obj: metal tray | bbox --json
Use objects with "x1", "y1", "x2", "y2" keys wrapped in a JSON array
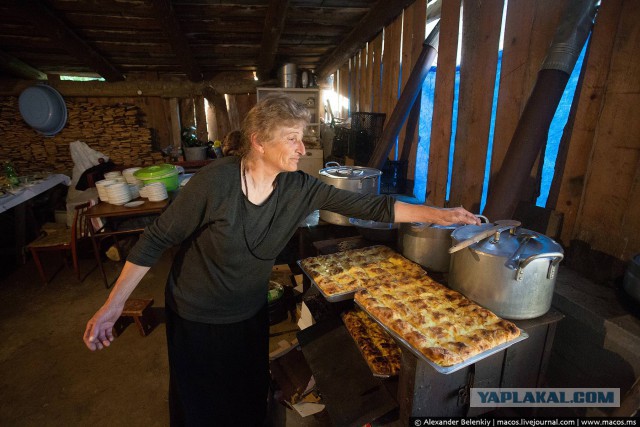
[
  {"x1": 297, "y1": 259, "x2": 362, "y2": 302},
  {"x1": 355, "y1": 299, "x2": 529, "y2": 375}
]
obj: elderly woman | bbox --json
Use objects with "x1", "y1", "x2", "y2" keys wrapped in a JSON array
[{"x1": 83, "y1": 93, "x2": 479, "y2": 425}]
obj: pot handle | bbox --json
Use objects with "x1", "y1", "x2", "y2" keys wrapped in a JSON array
[
  {"x1": 477, "y1": 214, "x2": 490, "y2": 223},
  {"x1": 324, "y1": 161, "x2": 341, "y2": 168},
  {"x1": 515, "y1": 252, "x2": 564, "y2": 281}
]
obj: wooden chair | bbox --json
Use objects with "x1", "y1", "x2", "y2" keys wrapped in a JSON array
[{"x1": 27, "y1": 202, "x2": 93, "y2": 285}]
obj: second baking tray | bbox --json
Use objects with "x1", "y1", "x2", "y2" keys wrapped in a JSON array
[
  {"x1": 297, "y1": 259, "x2": 362, "y2": 302},
  {"x1": 354, "y1": 299, "x2": 529, "y2": 375}
]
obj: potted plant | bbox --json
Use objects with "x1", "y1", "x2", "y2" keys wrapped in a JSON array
[{"x1": 181, "y1": 126, "x2": 208, "y2": 161}]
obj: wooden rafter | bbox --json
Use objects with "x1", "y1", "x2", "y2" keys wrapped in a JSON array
[
  {"x1": 151, "y1": 0, "x2": 203, "y2": 82},
  {"x1": 315, "y1": 0, "x2": 418, "y2": 79},
  {"x1": 17, "y1": 0, "x2": 124, "y2": 82},
  {"x1": 0, "y1": 50, "x2": 47, "y2": 80},
  {"x1": 257, "y1": 0, "x2": 290, "y2": 81}
]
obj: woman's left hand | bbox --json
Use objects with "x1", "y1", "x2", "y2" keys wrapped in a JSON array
[
  {"x1": 393, "y1": 201, "x2": 481, "y2": 226},
  {"x1": 433, "y1": 206, "x2": 481, "y2": 226}
]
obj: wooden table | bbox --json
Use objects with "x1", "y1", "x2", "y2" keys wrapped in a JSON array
[{"x1": 84, "y1": 198, "x2": 168, "y2": 288}]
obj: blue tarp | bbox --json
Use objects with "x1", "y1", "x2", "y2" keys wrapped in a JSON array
[{"x1": 416, "y1": 46, "x2": 586, "y2": 210}]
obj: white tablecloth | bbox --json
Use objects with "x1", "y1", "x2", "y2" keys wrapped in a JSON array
[{"x1": 0, "y1": 174, "x2": 71, "y2": 214}]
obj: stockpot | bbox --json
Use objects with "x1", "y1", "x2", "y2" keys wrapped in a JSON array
[
  {"x1": 319, "y1": 162, "x2": 382, "y2": 226},
  {"x1": 448, "y1": 221, "x2": 564, "y2": 319},
  {"x1": 398, "y1": 215, "x2": 488, "y2": 272}
]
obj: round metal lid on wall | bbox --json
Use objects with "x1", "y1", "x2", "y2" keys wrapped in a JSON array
[{"x1": 18, "y1": 84, "x2": 68, "y2": 136}]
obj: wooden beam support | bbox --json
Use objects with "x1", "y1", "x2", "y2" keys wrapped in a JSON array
[
  {"x1": 315, "y1": 0, "x2": 418, "y2": 79},
  {"x1": 202, "y1": 86, "x2": 231, "y2": 141},
  {"x1": 257, "y1": 0, "x2": 290, "y2": 81},
  {"x1": 0, "y1": 72, "x2": 257, "y2": 97},
  {"x1": 18, "y1": 0, "x2": 124, "y2": 82},
  {"x1": 151, "y1": 0, "x2": 203, "y2": 82},
  {"x1": 0, "y1": 51, "x2": 47, "y2": 81}
]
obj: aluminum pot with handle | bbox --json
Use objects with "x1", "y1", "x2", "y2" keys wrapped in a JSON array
[
  {"x1": 398, "y1": 215, "x2": 489, "y2": 272},
  {"x1": 448, "y1": 222, "x2": 564, "y2": 319},
  {"x1": 318, "y1": 162, "x2": 382, "y2": 226}
]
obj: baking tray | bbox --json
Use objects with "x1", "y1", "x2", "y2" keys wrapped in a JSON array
[
  {"x1": 297, "y1": 259, "x2": 362, "y2": 302},
  {"x1": 340, "y1": 312, "x2": 400, "y2": 378},
  {"x1": 355, "y1": 299, "x2": 529, "y2": 375}
]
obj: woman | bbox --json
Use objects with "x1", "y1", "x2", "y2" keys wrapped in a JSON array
[{"x1": 83, "y1": 93, "x2": 479, "y2": 425}]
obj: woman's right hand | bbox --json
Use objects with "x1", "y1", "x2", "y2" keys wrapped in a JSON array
[
  {"x1": 82, "y1": 261, "x2": 151, "y2": 351},
  {"x1": 83, "y1": 301, "x2": 124, "y2": 351}
]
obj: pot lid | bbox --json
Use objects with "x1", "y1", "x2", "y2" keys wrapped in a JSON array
[
  {"x1": 134, "y1": 164, "x2": 179, "y2": 179},
  {"x1": 319, "y1": 165, "x2": 381, "y2": 180},
  {"x1": 419, "y1": 222, "x2": 459, "y2": 230},
  {"x1": 349, "y1": 218, "x2": 397, "y2": 229},
  {"x1": 451, "y1": 224, "x2": 563, "y2": 258}
]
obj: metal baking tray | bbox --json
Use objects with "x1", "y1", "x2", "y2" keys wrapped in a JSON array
[
  {"x1": 354, "y1": 299, "x2": 529, "y2": 375},
  {"x1": 340, "y1": 312, "x2": 399, "y2": 378},
  {"x1": 297, "y1": 259, "x2": 363, "y2": 302}
]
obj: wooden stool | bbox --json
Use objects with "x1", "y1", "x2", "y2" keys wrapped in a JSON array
[{"x1": 121, "y1": 298, "x2": 155, "y2": 337}]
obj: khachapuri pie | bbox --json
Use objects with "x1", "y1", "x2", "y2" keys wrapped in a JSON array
[
  {"x1": 300, "y1": 245, "x2": 426, "y2": 297},
  {"x1": 354, "y1": 277, "x2": 520, "y2": 367},
  {"x1": 342, "y1": 308, "x2": 401, "y2": 376}
]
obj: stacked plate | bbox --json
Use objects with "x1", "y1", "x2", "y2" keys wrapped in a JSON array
[
  {"x1": 95, "y1": 179, "x2": 116, "y2": 202},
  {"x1": 141, "y1": 182, "x2": 168, "y2": 201},
  {"x1": 128, "y1": 184, "x2": 140, "y2": 199},
  {"x1": 122, "y1": 167, "x2": 143, "y2": 186},
  {"x1": 105, "y1": 183, "x2": 132, "y2": 205},
  {"x1": 104, "y1": 171, "x2": 122, "y2": 180}
]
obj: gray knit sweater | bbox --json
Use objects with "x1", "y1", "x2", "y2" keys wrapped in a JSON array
[{"x1": 128, "y1": 156, "x2": 395, "y2": 324}]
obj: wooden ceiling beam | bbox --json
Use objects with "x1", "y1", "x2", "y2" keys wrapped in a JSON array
[
  {"x1": 151, "y1": 0, "x2": 204, "y2": 82},
  {"x1": 0, "y1": 50, "x2": 47, "y2": 80},
  {"x1": 257, "y1": 0, "x2": 290, "y2": 81},
  {"x1": 17, "y1": 0, "x2": 124, "y2": 82},
  {"x1": 0, "y1": 72, "x2": 257, "y2": 97},
  {"x1": 315, "y1": 0, "x2": 419, "y2": 79}
]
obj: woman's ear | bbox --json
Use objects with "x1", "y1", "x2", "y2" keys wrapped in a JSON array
[{"x1": 250, "y1": 133, "x2": 265, "y2": 154}]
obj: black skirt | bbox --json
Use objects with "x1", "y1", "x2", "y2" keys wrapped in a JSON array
[{"x1": 165, "y1": 305, "x2": 270, "y2": 427}]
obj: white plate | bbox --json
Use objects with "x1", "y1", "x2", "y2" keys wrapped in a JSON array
[{"x1": 124, "y1": 201, "x2": 145, "y2": 208}]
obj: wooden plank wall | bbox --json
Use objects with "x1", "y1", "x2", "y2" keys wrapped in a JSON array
[
  {"x1": 551, "y1": 0, "x2": 640, "y2": 260},
  {"x1": 491, "y1": 0, "x2": 569, "y2": 203},
  {"x1": 448, "y1": 0, "x2": 504, "y2": 213},
  {"x1": 427, "y1": 0, "x2": 461, "y2": 206},
  {"x1": 330, "y1": 0, "x2": 640, "y2": 261}
]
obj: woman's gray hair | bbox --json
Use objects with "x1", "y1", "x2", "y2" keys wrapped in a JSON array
[{"x1": 239, "y1": 93, "x2": 310, "y2": 157}]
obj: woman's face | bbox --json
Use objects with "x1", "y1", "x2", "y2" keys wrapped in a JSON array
[{"x1": 262, "y1": 124, "x2": 306, "y2": 172}]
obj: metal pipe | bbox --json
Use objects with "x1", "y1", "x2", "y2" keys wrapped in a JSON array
[
  {"x1": 368, "y1": 22, "x2": 441, "y2": 170},
  {"x1": 483, "y1": 0, "x2": 599, "y2": 220}
]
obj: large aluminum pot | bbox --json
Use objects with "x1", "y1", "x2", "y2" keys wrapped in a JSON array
[
  {"x1": 448, "y1": 222, "x2": 564, "y2": 319},
  {"x1": 398, "y1": 215, "x2": 488, "y2": 272},
  {"x1": 319, "y1": 162, "x2": 381, "y2": 226}
]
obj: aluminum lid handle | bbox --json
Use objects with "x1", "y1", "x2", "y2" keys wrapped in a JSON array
[
  {"x1": 504, "y1": 233, "x2": 537, "y2": 270},
  {"x1": 448, "y1": 220, "x2": 521, "y2": 254}
]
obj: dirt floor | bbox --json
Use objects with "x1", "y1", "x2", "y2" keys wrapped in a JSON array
[{"x1": 0, "y1": 253, "x2": 330, "y2": 426}]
